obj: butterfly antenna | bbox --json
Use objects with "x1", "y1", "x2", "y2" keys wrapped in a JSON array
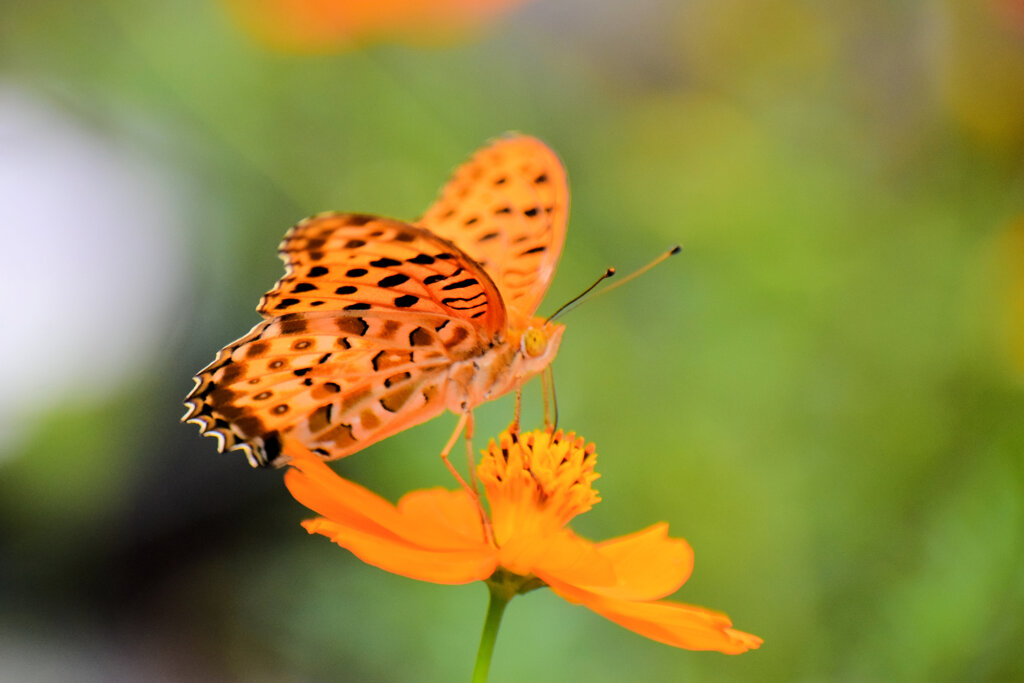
[
  {"x1": 545, "y1": 268, "x2": 616, "y2": 323},
  {"x1": 546, "y1": 245, "x2": 682, "y2": 322},
  {"x1": 595, "y1": 244, "x2": 682, "y2": 297}
]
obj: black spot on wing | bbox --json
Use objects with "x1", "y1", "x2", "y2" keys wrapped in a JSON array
[
  {"x1": 409, "y1": 327, "x2": 432, "y2": 346},
  {"x1": 384, "y1": 371, "x2": 411, "y2": 388},
  {"x1": 378, "y1": 273, "x2": 410, "y2": 287},
  {"x1": 246, "y1": 341, "x2": 269, "y2": 358},
  {"x1": 441, "y1": 278, "x2": 478, "y2": 291},
  {"x1": 442, "y1": 292, "x2": 486, "y2": 309},
  {"x1": 280, "y1": 318, "x2": 308, "y2": 334},
  {"x1": 336, "y1": 317, "x2": 369, "y2": 336}
]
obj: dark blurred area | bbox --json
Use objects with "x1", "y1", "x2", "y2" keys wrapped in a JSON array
[{"x1": 2, "y1": 1, "x2": 1023, "y2": 681}]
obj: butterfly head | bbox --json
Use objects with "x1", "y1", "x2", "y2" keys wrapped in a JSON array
[{"x1": 518, "y1": 319, "x2": 564, "y2": 370}]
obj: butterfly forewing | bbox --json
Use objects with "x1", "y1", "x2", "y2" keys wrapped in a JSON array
[
  {"x1": 418, "y1": 135, "x2": 568, "y2": 320},
  {"x1": 258, "y1": 213, "x2": 507, "y2": 340}
]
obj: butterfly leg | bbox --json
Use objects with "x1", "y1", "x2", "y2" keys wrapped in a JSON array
[
  {"x1": 508, "y1": 387, "x2": 522, "y2": 435},
  {"x1": 440, "y1": 411, "x2": 473, "y2": 492},
  {"x1": 441, "y1": 411, "x2": 493, "y2": 545},
  {"x1": 463, "y1": 411, "x2": 496, "y2": 544},
  {"x1": 463, "y1": 409, "x2": 478, "y2": 491},
  {"x1": 542, "y1": 365, "x2": 559, "y2": 430}
]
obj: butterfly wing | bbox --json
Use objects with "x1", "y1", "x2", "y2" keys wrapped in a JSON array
[
  {"x1": 258, "y1": 212, "x2": 506, "y2": 336},
  {"x1": 184, "y1": 213, "x2": 507, "y2": 466},
  {"x1": 417, "y1": 134, "x2": 569, "y2": 320}
]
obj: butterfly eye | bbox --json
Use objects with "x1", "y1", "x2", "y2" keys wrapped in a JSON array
[{"x1": 521, "y1": 328, "x2": 547, "y2": 358}]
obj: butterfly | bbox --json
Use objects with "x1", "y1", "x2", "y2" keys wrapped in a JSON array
[{"x1": 183, "y1": 135, "x2": 568, "y2": 468}]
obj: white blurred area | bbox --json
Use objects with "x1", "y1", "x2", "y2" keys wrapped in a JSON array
[{"x1": 0, "y1": 85, "x2": 188, "y2": 458}]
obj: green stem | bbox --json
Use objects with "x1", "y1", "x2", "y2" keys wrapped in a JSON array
[{"x1": 471, "y1": 583, "x2": 510, "y2": 683}]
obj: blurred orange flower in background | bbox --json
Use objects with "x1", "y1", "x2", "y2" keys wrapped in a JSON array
[
  {"x1": 222, "y1": 0, "x2": 536, "y2": 52},
  {"x1": 285, "y1": 429, "x2": 762, "y2": 654},
  {"x1": 991, "y1": 0, "x2": 1024, "y2": 35}
]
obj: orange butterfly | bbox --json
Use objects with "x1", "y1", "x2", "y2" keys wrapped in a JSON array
[{"x1": 184, "y1": 135, "x2": 568, "y2": 469}]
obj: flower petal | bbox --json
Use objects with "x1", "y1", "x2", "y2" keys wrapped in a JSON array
[
  {"x1": 396, "y1": 487, "x2": 488, "y2": 548},
  {"x1": 285, "y1": 458, "x2": 485, "y2": 550},
  {"x1": 223, "y1": 0, "x2": 533, "y2": 53},
  {"x1": 303, "y1": 518, "x2": 498, "y2": 585},
  {"x1": 516, "y1": 529, "x2": 616, "y2": 587},
  {"x1": 584, "y1": 523, "x2": 694, "y2": 601},
  {"x1": 545, "y1": 577, "x2": 762, "y2": 654},
  {"x1": 285, "y1": 456, "x2": 405, "y2": 533}
]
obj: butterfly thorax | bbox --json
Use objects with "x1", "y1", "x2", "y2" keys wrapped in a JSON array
[{"x1": 446, "y1": 319, "x2": 564, "y2": 412}]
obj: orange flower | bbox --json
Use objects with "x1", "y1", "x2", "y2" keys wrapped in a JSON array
[
  {"x1": 222, "y1": 0, "x2": 536, "y2": 53},
  {"x1": 284, "y1": 429, "x2": 762, "y2": 654}
]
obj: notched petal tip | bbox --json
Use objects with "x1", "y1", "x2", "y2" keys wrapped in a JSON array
[{"x1": 546, "y1": 576, "x2": 761, "y2": 654}]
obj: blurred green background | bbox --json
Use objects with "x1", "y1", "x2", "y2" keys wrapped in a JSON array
[{"x1": 2, "y1": 1, "x2": 1023, "y2": 681}]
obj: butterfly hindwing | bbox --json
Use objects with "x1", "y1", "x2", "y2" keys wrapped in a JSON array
[{"x1": 184, "y1": 309, "x2": 481, "y2": 466}]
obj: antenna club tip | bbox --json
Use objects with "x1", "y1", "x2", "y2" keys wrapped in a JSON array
[
  {"x1": 606, "y1": 267, "x2": 616, "y2": 276},
  {"x1": 669, "y1": 244, "x2": 682, "y2": 255}
]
